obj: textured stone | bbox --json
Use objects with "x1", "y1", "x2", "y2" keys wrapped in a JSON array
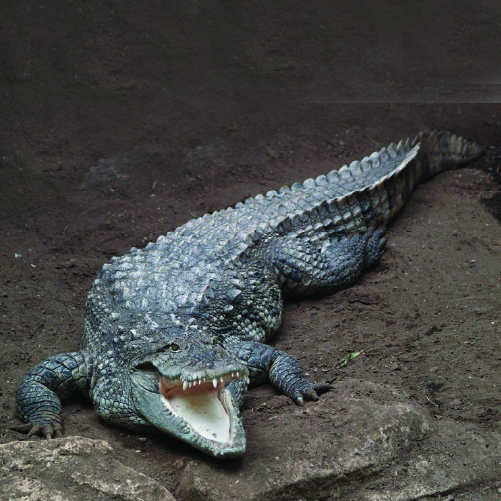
[
  {"x1": 356, "y1": 421, "x2": 501, "y2": 501},
  {"x1": 176, "y1": 380, "x2": 501, "y2": 501},
  {"x1": 177, "y1": 380, "x2": 430, "y2": 500},
  {"x1": 0, "y1": 436, "x2": 175, "y2": 501}
]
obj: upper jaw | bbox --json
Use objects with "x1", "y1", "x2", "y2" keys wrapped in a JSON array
[{"x1": 159, "y1": 370, "x2": 250, "y2": 392}]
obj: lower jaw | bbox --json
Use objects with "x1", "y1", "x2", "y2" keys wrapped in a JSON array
[
  {"x1": 174, "y1": 394, "x2": 247, "y2": 457},
  {"x1": 162, "y1": 382, "x2": 232, "y2": 443}
]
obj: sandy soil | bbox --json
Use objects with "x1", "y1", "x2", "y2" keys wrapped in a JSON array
[{"x1": 1, "y1": 1, "x2": 501, "y2": 499}]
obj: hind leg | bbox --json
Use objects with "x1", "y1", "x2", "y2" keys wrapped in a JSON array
[
  {"x1": 270, "y1": 227, "x2": 386, "y2": 297},
  {"x1": 354, "y1": 227, "x2": 387, "y2": 269}
]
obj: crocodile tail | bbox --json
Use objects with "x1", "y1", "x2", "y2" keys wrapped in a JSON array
[
  {"x1": 412, "y1": 130, "x2": 484, "y2": 182},
  {"x1": 338, "y1": 130, "x2": 484, "y2": 228}
]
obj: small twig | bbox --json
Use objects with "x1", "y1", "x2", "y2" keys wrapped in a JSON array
[
  {"x1": 426, "y1": 397, "x2": 439, "y2": 407},
  {"x1": 335, "y1": 350, "x2": 363, "y2": 369}
]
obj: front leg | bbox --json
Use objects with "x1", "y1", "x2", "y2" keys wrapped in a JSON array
[
  {"x1": 15, "y1": 351, "x2": 89, "y2": 438},
  {"x1": 233, "y1": 340, "x2": 332, "y2": 405}
]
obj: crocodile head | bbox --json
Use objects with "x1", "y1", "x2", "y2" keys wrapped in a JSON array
[{"x1": 130, "y1": 325, "x2": 249, "y2": 458}]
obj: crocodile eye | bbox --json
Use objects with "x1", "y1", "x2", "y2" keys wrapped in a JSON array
[{"x1": 158, "y1": 342, "x2": 182, "y2": 353}]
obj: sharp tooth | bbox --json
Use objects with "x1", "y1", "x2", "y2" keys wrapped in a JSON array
[
  {"x1": 220, "y1": 377, "x2": 224, "y2": 383},
  {"x1": 213, "y1": 378, "x2": 217, "y2": 388},
  {"x1": 231, "y1": 372, "x2": 235, "y2": 377},
  {"x1": 183, "y1": 381, "x2": 188, "y2": 391},
  {"x1": 236, "y1": 371, "x2": 240, "y2": 377},
  {"x1": 189, "y1": 381, "x2": 193, "y2": 388}
]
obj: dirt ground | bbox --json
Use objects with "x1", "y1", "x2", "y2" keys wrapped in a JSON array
[{"x1": 1, "y1": 1, "x2": 501, "y2": 499}]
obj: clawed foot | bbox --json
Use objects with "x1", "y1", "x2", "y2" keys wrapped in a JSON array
[
  {"x1": 11, "y1": 422, "x2": 63, "y2": 439},
  {"x1": 268, "y1": 350, "x2": 335, "y2": 406},
  {"x1": 294, "y1": 382, "x2": 334, "y2": 406}
]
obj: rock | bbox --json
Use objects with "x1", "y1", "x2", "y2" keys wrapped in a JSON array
[
  {"x1": 0, "y1": 436, "x2": 175, "y2": 501},
  {"x1": 177, "y1": 380, "x2": 431, "y2": 500},
  {"x1": 356, "y1": 420, "x2": 501, "y2": 501},
  {"x1": 176, "y1": 379, "x2": 501, "y2": 501},
  {"x1": 81, "y1": 154, "x2": 131, "y2": 194}
]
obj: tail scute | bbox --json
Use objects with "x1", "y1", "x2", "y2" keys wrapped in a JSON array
[{"x1": 412, "y1": 130, "x2": 484, "y2": 180}]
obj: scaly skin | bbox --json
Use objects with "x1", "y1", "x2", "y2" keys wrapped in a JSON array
[{"x1": 15, "y1": 130, "x2": 483, "y2": 457}]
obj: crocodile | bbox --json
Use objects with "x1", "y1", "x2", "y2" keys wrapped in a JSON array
[{"x1": 15, "y1": 130, "x2": 483, "y2": 458}]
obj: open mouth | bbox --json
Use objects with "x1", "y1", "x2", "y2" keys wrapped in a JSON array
[{"x1": 159, "y1": 372, "x2": 249, "y2": 443}]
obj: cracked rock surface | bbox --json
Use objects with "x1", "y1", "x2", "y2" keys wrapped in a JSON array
[{"x1": 0, "y1": 437, "x2": 175, "y2": 501}]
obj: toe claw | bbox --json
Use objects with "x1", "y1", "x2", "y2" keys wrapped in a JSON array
[
  {"x1": 28, "y1": 424, "x2": 43, "y2": 437},
  {"x1": 304, "y1": 389, "x2": 319, "y2": 401},
  {"x1": 12, "y1": 420, "x2": 62, "y2": 440},
  {"x1": 314, "y1": 383, "x2": 334, "y2": 395},
  {"x1": 43, "y1": 425, "x2": 55, "y2": 439},
  {"x1": 10, "y1": 423, "x2": 34, "y2": 435}
]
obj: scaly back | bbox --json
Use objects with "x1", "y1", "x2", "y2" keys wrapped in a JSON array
[{"x1": 95, "y1": 130, "x2": 482, "y2": 316}]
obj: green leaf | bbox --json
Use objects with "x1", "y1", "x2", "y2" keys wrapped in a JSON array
[{"x1": 335, "y1": 351, "x2": 362, "y2": 368}]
